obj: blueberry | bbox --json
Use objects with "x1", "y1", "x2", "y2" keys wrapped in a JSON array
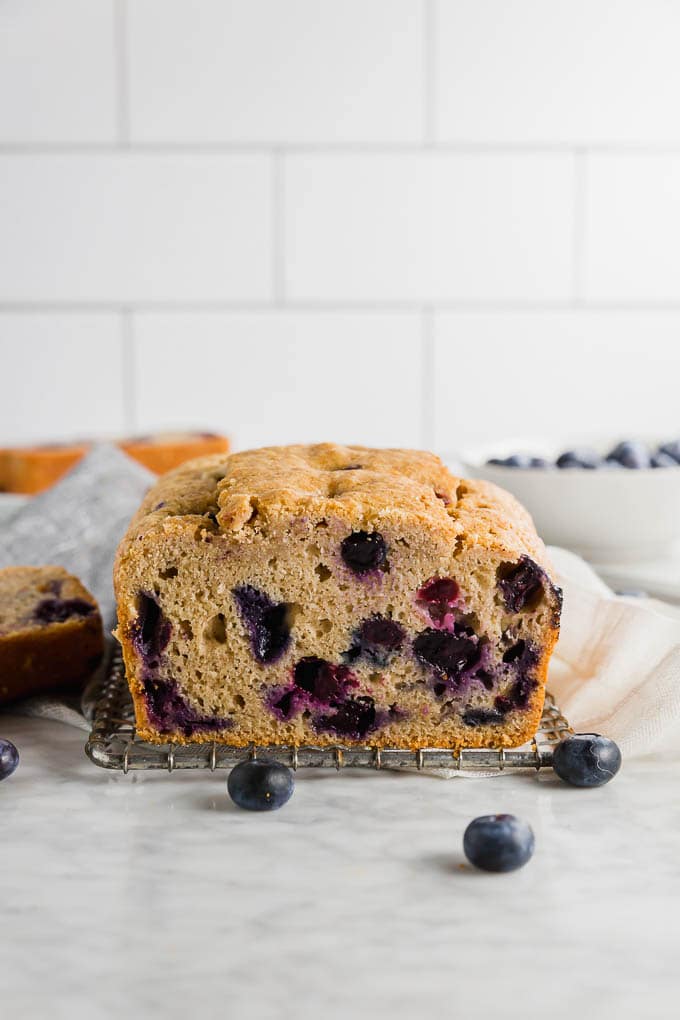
[
  {"x1": 552, "y1": 733, "x2": 622, "y2": 787},
  {"x1": 343, "y1": 616, "x2": 405, "y2": 666},
  {"x1": 658, "y1": 439, "x2": 680, "y2": 463},
  {"x1": 132, "y1": 592, "x2": 172, "y2": 669},
  {"x1": 315, "y1": 695, "x2": 377, "y2": 739},
  {"x1": 463, "y1": 707, "x2": 504, "y2": 726},
  {"x1": 650, "y1": 452, "x2": 677, "y2": 469},
  {"x1": 490, "y1": 454, "x2": 534, "y2": 468},
  {"x1": 233, "y1": 585, "x2": 291, "y2": 664},
  {"x1": 227, "y1": 759, "x2": 294, "y2": 811},
  {"x1": 34, "y1": 597, "x2": 94, "y2": 624},
  {"x1": 463, "y1": 814, "x2": 535, "y2": 872},
  {"x1": 416, "y1": 576, "x2": 461, "y2": 628},
  {"x1": 487, "y1": 455, "x2": 550, "y2": 469},
  {"x1": 606, "y1": 440, "x2": 651, "y2": 469},
  {"x1": 0, "y1": 739, "x2": 19, "y2": 781},
  {"x1": 293, "y1": 657, "x2": 354, "y2": 703},
  {"x1": 413, "y1": 625, "x2": 480, "y2": 684},
  {"x1": 143, "y1": 676, "x2": 232, "y2": 737},
  {"x1": 556, "y1": 448, "x2": 601, "y2": 469},
  {"x1": 340, "y1": 531, "x2": 387, "y2": 575},
  {"x1": 498, "y1": 556, "x2": 545, "y2": 612}
]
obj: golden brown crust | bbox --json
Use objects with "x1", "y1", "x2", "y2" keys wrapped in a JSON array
[
  {"x1": 116, "y1": 443, "x2": 551, "y2": 569},
  {"x1": 0, "y1": 565, "x2": 104, "y2": 704},
  {"x1": 114, "y1": 444, "x2": 560, "y2": 751}
]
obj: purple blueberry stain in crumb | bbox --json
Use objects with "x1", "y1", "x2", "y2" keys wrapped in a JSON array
[
  {"x1": 434, "y1": 490, "x2": 451, "y2": 505},
  {"x1": 153, "y1": 501, "x2": 167, "y2": 511},
  {"x1": 34, "y1": 597, "x2": 95, "y2": 625},
  {"x1": 343, "y1": 616, "x2": 405, "y2": 666},
  {"x1": 314, "y1": 695, "x2": 378, "y2": 740},
  {"x1": 463, "y1": 707, "x2": 505, "y2": 726},
  {"x1": 267, "y1": 686, "x2": 301, "y2": 722},
  {"x1": 293, "y1": 656, "x2": 357, "y2": 702},
  {"x1": 413, "y1": 624, "x2": 482, "y2": 689},
  {"x1": 415, "y1": 576, "x2": 462, "y2": 630},
  {"x1": 498, "y1": 556, "x2": 546, "y2": 613},
  {"x1": 233, "y1": 585, "x2": 291, "y2": 664},
  {"x1": 502, "y1": 638, "x2": 536, "y2": 668},
  {"x1": 142, "y1": 676, "x2": 232, "y2": 738},
  {"x1": 265, "y1": 658, "x2": 359, "y2": 722},
  {"x1": 340, "y1": 530, "x2": 388, "y2": 575},
  {"x1": 130, "y1": 592, "x2": 172, "y2": 670}
]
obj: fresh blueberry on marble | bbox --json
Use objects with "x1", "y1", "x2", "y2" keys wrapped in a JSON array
[
  {"x1": 463, "y1": 814, "x2": 535, "y2": 872},
  {"x1": 0, "y1": 738, "x2": 19, "y2": 781},
  {"x1": 498, "y1": 556, "x2": 545, "y2": 613},
  {"x1": 233, "y1": 585, "x2": 291, "y2": 664},
  {"x1": 340, "y1": 531, "x2": 387, "y2": 575},
  {"x1": 606, "y1": 440, "x2": 651, "y2": 470},
  {"x1": 556, "y1": 448, "x2": 601, "y2": 470},
  {"x1": 227, "y1": 759, "x2": 294, "y2": 811},
  {"x1": 552, "y1": 733, "x2": 622, "y2": 787},
  {"x1": 343, "y1": 616, "x2": 405, "y2": 666}
]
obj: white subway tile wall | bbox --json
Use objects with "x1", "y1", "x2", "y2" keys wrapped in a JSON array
[{"x1": 0, "y1": 0, "x2": 679, "y2": 455}]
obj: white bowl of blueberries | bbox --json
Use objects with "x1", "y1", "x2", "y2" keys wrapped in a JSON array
[{"x1": 457, "y1": 437, "x2": 680, "y2": 563}]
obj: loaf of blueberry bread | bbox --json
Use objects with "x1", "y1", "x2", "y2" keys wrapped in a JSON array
[
  {"x1": 113, "y1": 444, "x2": 562, "y2": 749},
  {"x1": 0, "y1": 566, "x2": 104, "y2": 704}
]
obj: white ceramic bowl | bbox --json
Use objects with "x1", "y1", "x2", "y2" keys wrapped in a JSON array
[{"x1": 446, "y1": 437, "x2": 680, "y2": 564}]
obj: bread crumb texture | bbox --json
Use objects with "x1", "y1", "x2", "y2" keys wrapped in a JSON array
[{"x1": 114, "y1": 444, "x2": 561, "y2": 749}]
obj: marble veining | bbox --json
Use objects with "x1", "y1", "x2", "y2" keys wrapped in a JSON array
[{"x1": 0, "y1": 715, "x2": 678, "y2": 1020}]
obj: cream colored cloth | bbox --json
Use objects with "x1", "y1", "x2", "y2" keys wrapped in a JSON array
[{"x1": 548, "y1": 547, "x2": 680, "y2": 759}]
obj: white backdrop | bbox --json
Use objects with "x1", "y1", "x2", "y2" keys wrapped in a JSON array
[{"x1": 2, "y1": 0, "x2": 680, "y2": 453}]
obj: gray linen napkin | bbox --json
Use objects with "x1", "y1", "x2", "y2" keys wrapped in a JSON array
[{"x1": 0, "y1": 444, "x2": 154, "y2": 727}]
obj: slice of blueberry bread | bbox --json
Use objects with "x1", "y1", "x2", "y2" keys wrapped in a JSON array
[
  {"x1": 113, "y1": 444, "x2": 562, "y2": 749},
  {"x1": 0, "y1": 566, "x2": 104, "y2": 704}
]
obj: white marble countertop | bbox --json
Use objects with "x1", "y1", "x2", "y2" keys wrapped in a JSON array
[{"x1": 1, "y1": 713, "x2": 678, "y2": 1020}]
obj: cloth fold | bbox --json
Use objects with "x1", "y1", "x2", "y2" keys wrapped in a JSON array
[
  {"x1": 548, "y1": 547, "x2": 680, "y2": 758},
  {"x1": 1, "y1": 446, "x2": 678, "y2": 760}
]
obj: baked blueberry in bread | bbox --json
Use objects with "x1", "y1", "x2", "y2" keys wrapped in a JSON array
[
  {"x1": 0, "y1": 566, "x2": 104, "y2": 704},
  {"x1": 113, "y1": 444, "x2": 561, "y2": 749}
]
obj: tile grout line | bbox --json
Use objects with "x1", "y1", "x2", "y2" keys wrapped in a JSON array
[
  {"x1": 420, "y1": 307, "x2": 435, "y2": 448},
  {"x1": 121, "y1": 310, "x2": 137, "y2": 431},
  {"x1": 571, "y1": 149, "x2": 587, "y2": 303},
  {"x1": 114, "y1": 0, "x2": 131, "y2": 146},
  {"x1": 272, "y1": 151, "x2": 286, "y2": 303},
  {"x1": 423, "y1": 0, "x2": 436, "y2": 147},
  {"x1": 0, "y1": 300, "x2": 668, "y2": 314},
  {"x1": 0, "y1": 141, "x2": 678, "y2": 155},
  {"x1": 3, "y1": 300, "x2": 680, "y2": 313}
]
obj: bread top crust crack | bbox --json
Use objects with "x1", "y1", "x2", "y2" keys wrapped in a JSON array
[{"x1": 115, "y1": 443, "x2": 548, "y2": 573}]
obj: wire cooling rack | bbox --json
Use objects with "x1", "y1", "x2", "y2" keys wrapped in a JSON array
[{"x1": 85, "y1": 648, "x2": 574, "y2": 775}]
